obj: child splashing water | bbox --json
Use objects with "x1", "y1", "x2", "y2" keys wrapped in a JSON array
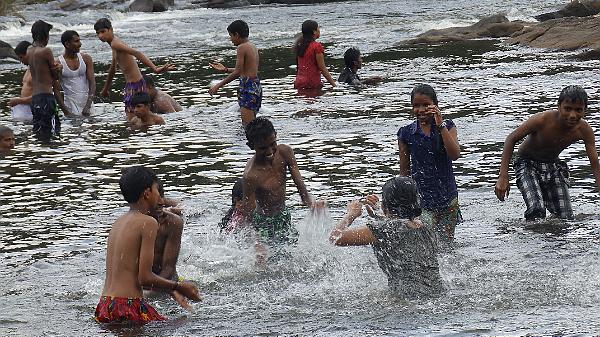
[
  {"x1": 219, "y1": 178, "x2": 245, "y2": 233},
  {"x1": 330, "y1": 176, "x2": 443, "y2": 298},
  {"x1": 398, "y1": 84, "x2": 462, "y2": 241},
  {"x1": 293, "y1": 20, "x2": 336, "y2": 92}
]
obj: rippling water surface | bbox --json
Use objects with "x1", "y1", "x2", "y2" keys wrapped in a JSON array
[{"x1": 2, "y1": 0, "x2": 600, "y2": 336}]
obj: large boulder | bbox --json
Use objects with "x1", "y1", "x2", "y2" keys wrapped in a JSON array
[
  {"x1": 535, "y1": 0, "x2": 600, "y2": 21},
  {"x1": 401, "y1": 14, "x2": 524, "y2": 45},
  {"x1": 57, "y1": 0, "x2": 93, "y2": 11},
  {"x1": 0, "y1": 40, "x2": 18, "y2": 60},
  {"x1": 508, "y1": 15, "x2": 600, "y2": 51},
  {"x1": 129, "y1": 0, "x2": 170, "y2": 12}
]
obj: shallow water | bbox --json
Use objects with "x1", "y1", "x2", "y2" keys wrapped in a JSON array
[{"x1": 2, "y1": 0, "x2": 600, "y2": 336}]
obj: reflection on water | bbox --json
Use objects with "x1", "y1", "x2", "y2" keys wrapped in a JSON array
[{"x1": 2, "y1": 0, "x2": 600, "y2": 336}]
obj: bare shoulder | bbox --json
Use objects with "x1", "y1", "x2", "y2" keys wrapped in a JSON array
[
  {"x1": 81, "y1": 52, "x2": 93, "y2": 63},
  {"x1": 278, "y1": 144, "x2": 294, "y2": 158},
  {"x1": 159, "y1": 210, "x2": 184, "y2": 230}
]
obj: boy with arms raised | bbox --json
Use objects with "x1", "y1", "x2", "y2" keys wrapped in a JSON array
[
  {"x1": 495, "y1": 85, "x2": 600, "y2": 220},
  {"x1": 95, "y1": 166, "x2": 200, "y2": 324},
  {"x1": 209, "y1": 20, "x2": 261, "y2": 126},
  {"x1": 240, "y1": 117, "x2": 321, "y2": 246},
  {"x1": 8, "y1": 41, "x2": 33, "y2": 121},
  {"x1": 94, "y1": 18, "x2": 175, "y2": 120},
  {"x1": 129, "y1": 92, "x2": 165, "y2": 129}
]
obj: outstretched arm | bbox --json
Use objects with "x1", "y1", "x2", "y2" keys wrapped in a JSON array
[
  {"x1": 329, "y1": 200, "x2": 376, "y2": 246},
  {"x1": 582, "y1": 124, "x2": 600, "y2": 191},
  {"x1": 283, "y1": 145, "x2": 314, "y2": 208},
  {"x1": 316, "y1": 53, "x2": 336, "y2": 87},
  {"x1": 113, "y1": 40, "x2": 175, "y2": 74},
  {"x1": 101, "y1": 54, "x2": 116, "y2": 97},
  {"x1": 208, "y1": 46, "x2": 245, "y2": 95},
  {"x1": 83, "y1": 53, "x2": 96, "y2": 115}
]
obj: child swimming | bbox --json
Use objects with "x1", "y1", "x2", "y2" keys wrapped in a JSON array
[{"x1": 293, "y1": 20, "x2": 336, "y2": 91}]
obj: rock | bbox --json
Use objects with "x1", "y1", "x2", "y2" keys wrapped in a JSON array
[
  {"x1": 57, "y1": 0, "x2": 92, "y2": 11},
  {"x1": 401, "y1": 14, "x2": 524, "y2": 45},
  {"x1": 508, "y1": 15, "x2": 600, "y2": 51},
  {"x1": 201, "y1": 0, "x2": 346, "y2": 8},
  {"x1": 535, "y1": 0, "x2": 600, "y2": 21},
  {"x1": 0, "y1": 40, "x2": 18, "y2": 60},
  {"x1": 129, "y1": 0, "x2": 170, "y2": 12}
]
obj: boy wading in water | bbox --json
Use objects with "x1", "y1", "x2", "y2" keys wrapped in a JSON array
[
  {"x1": 209, "y1": 20, "x2": 262, "y2": 126},
  {"x1": 240, "y1": 118, "x2": 322, "y2": 258},
  {"x1": 94, "y1": 18, "x2": 175, "y2": 120},
  {"x1": 495, "y1": 85, "x2": 600, "y2": 220},
  {"x1": 95, "y1": 166, "x2": 200, "y2": 324}
]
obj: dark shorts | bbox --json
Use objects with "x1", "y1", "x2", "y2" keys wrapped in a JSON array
[
  {"x1": 123, "y1": 78, "x2": 147, "y2": 116},
  {"x1": 31, "y1": 93, "x2": 60, "y2": 137},
  {"x1": 94, "y1": 296, "x2": 165, "y2": 324},
  {"x1": 238, "y1": 76, "x2": 262, "y2": 113},
  {"x1": 514, "y1": 155, "x2": 573, "y2": 220},
  {"x1": 252, "y1": 207, "x2": 297, "y2": 243}
]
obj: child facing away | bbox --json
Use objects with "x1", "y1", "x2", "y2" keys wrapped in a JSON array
[
  {"x1": 293, "y1": 20, "x2": 336, "y2": 91},
  {"x1": 209, "y1": 20, "x2": 261, "y2": 126},
  {"x1": 95, "y1": 166, "x2": 200, "y2": 324},
  {"x1": 240, "y1": 117, "x2": 322, "y2": 245},
  {"x1": 219, "y1": 178, "x2": 245, "y2": 233},
  {"x1": 143, "y1": 74, "x2": 182, "y2": 113},
  {"x1": 338, "y1": 47, "x2": 383, "y2": 87},
  {"x1": 495, "y1": 85, "x2": 600, "y2": 220},
  {"x1": 8, "y1": 41, "x2": 33, "y2": 122},
  {"x1": 94, "y1": 18, "x2": 175, "y2": 120},
  {"x1": 330, "y1": 176, "x2": 443, "y2": 298},
  {"x1": 129, "y1": 92, "x2": 165, "y2": 129},
  {"x1": 398, "y1": 84, "x2": 462, "y2": 241},
  {"x1": 0, "y1": 126, "x2": 16, "y2": 153}
]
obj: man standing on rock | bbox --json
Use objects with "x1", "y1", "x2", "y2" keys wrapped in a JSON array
[{"x1": 27, "y1": 20, "x2": 62, "y2": 140}]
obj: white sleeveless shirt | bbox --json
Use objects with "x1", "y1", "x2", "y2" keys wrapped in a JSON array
[{"x1": 59, "y1": 53, "x2": 90, "y2": 115}]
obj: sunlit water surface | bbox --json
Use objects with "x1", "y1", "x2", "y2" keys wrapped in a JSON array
[{"x1": 1, "y1": 0, "x2": 600, "y2": 336}]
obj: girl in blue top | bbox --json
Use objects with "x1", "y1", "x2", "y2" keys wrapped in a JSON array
[{"x1": 397, "y1": 84, "x2": 462, "y2": 241}]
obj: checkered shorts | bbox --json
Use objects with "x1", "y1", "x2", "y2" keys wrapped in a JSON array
[{"x1": 514, "y1": 155, "x2": 573, "y2": 220}]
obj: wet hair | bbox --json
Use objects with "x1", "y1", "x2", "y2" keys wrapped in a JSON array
[
  {"x1": 294, "y1": 20, "x2": 318, "y2": 57},
  {"x1": 343, "y1": 47, "x2": 361, "y2": 69},
  {"x1": 94, "y1": 18, "x2": 112, "y2": 32},
  {"x1": 219, "y1": 178, "x2": 244, "y2": 230},
  {"x1": 227, "y1": 20, "x2": 249, "y2": 39},
  {"x1": 14, "y1": 41, "x2": 31, "y2": 56},
  {"x1": 31, "y1": 20, "x2": 52, "y2": 42},
  {"x1": 558, "y1": 85, "x2": 588, "y2": 108},
  {"x1": 131, "y1": 92, "x2": 151, "y2": 106},
  {"x1": 245, "y1": 117, "x2": 276, "y2": 149},
  {"x1": 410, "y1": 84, "x2": 439, "y2": 106},
  {"x1": 143, "y1": 74, "x2": 156, "y2": 88},
  {"x1": 119, "y1": 166, "x2": 159, "y2": 203},
  {"x1": 381, "y1": 176, "x2": 421, "y2": 220},
  {"x1": 61, "y1": 30, "x2": 79, "y2": 46},
  {"x1": 0, "y1": 125, "x2": 13, "y2": 138}
]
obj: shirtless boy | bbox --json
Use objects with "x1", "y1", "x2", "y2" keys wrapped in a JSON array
[
  {"x1": 129, "y1": 92, "x2": 165, "y2": 128},
  {"x1": 55, "y1": 30, "x2": 95, "y2": 116},
  {"x1": 240, "y1": 117, "x2": 320, "y2": 245},
  {"x1": 143, "y1": 74, "x2": 182, "y2": 113},
  {"x1": 495, "y1": 85, "x2": 600, "y2": 220},
  {"x1": 94, "y1": 18, "x2": 175, "y2": 120},
  {"x1": 95, "y1": 166, "x2": 200, "y2": 324},
  {"x1": 151, "y1": 181, "x2": 184, "y2": 281},
  {"x1": 8, "y1": 41, "x2": 33, "y2": 122},
  {"x1": 209, "y1": 20, "x2": 261, "y2": 126},
  {"x1": 28, "y1": 20, "x2": 62, "y2": 139}
]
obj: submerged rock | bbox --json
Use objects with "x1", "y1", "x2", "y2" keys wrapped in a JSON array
[
  {"x1": 129, "y1": 0, "x2": 171, "y2": 12},
  {"x1": 535, "y1": 0, "x2": 600, "y2": 21},
  {"x1": 401, "y1": 14, "x2": 524, "y2": 45},
  {"x1": 0, "y1": 40, "x2": 18, "y2": 60}
]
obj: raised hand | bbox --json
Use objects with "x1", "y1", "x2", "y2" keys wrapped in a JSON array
[{"x1": 209, "y1": 62, "x2": 227, "y2": 73}]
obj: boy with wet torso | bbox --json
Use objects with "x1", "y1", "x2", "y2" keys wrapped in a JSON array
[
  {"x1": 495, "y1": 85, "x2": 600, "y2": 220},
  {"x1": 209, "y1": 20, "x2": 261, "y2": 126},
  {"x1": 241, "y1": 117, "x2": 320, "y2": 244},
  {"x1": 129, "y1": 92, "x2": 165, "y2": 129},
  {"x1": 94, "y1": 18, "x2": 175, "y2": 120},
  {"x1": 95, "y1": 166, "x2": 200, "y2": 324},
  {"x1": 8, "y1": 41, "x2": 33, "y2": 121}
]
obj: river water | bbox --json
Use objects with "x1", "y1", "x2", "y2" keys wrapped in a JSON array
[{"x1": 1, "y1": 0, "x2": 600, "y2": 336}]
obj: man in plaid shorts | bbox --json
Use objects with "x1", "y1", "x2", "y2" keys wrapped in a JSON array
[{"x1": 495, "y1": 85, "x2": 600, "y2": 220}]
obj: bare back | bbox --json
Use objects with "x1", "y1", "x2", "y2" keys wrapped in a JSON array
[
  {"x1": 28, "y1": 45, "x2": 55, "y2": 95},
  {"x1": 102, "y1": 212, "x2": 158, "y2": 298},
  {"x1": 111, "y1": 37, "x2": 143, "y2": 83},
  {"x1": 21, "y1": 69, "x2": 33, "y2": 98},
  {"x1": 238, "y1": 42, "x2": 259, "y2": 78},
  {"x1": 518, "y1": 110, "x2": 590, "y2": 161}
]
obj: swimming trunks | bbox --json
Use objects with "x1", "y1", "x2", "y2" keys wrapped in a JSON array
[
  {"x1": 123, "y1": 78, "x2": 147, "y2": 116},
  {"x1": 420, "y1": 197, "x2": 462, "y2": 241},
  {"x1": 238, "y1": 76, "x2": 262, "y2": 113},
  {"x1": 11, "y1": 104, "x2": 33, "y2": 122},
  {"x1": 94, "y1": 296, "x2": 165, "y2": 324},
  {"x1": 514, "y1": 155, "x2": 572, "y2": 220},
  {"x1": 252, "y1": 207, "x2": 297, "y2": 243},
  {"x1": 31, "y1": 93, "x2": 60, "y2": 138}
]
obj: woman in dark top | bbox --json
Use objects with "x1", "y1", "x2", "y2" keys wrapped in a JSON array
[{"x1": 329, "y1": 176, "x2": 443, "y2": 298}]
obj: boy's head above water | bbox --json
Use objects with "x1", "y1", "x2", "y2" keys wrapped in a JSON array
[
  {"x1": 227, "y1": 20, "x2": 249, "y2": 45},
  {"x1": 94, "y1": 18, "x2": 113, "y2": 42},
  {"x1": 14, "y1": 41, "x2": 31, "y2": 65},
  {"x1": 343, "y1": 47, "x2": 362, "y2": 70},
  {"x1": 381, "y1": 176, "x2": 421, "y2": 220},
  {"x1": 131, "y1": 92, "x2": 152, "y2": 118},
  {"x1": 0, "y1": 126, "x2": 15, "y2": 151},
  {"x1": 31, "y1": 20, "x2": 52, "y2": 43},
  {"x1": 245, "y1": 117, "x2": 277, "y2": 160},
  {"x1": 119, "y1": 166, "x2": 161, "y2": 205}
]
